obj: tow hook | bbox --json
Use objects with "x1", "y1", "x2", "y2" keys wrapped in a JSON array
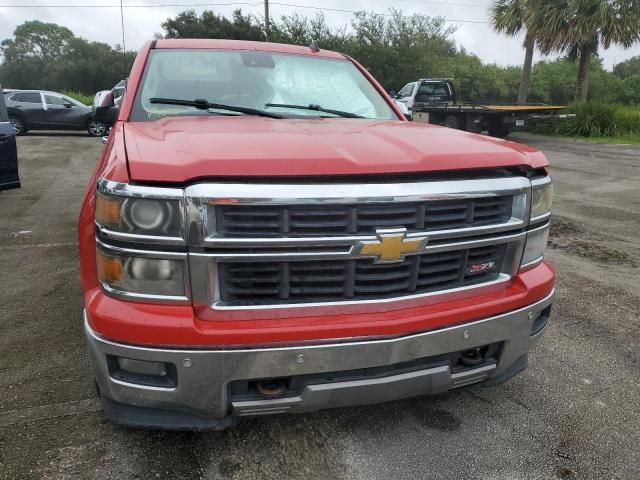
[
  {"x1": 256, "y1": 379, "x2": 287, "y2": 398},
  {"x1": 459, "y1": 348, "x2": 485, "y2": 366}
]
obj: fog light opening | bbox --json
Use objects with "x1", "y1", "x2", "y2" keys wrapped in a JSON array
[
  {"x1": 530, "y1": 305, "x2": 552, "y2": 336},
  {"x1": 107, "y1": 355, "x2": 177, "y2": 388}
]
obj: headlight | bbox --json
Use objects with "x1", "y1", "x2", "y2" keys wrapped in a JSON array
[
  {"x1": 96, "y1": 193, "x2": 183, "y2": 238},
  {"x1": 521, "y1": 224, "x2": 549, "y2": 268},
  {"x1": 530, "y1": 177, "x2": 553, "y2": 220},
  {"x1": 96, "y1": 247, "x2": 188, "y2": 302}
]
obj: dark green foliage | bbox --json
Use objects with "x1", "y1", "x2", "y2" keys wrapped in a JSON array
[
  {"x1": 61, "y1": 90, "x2": 95, "y2": 106},
  {"x1": 564, "y1": 103, "x2": 619, "y2": 137},
  {"x1": 161, "y1": 9, "x2": 264, "y2": 40},
  {"x1": 613, "y1": 55, "x2": 640, "y2": 78},
  {"x1": 0, "y1": 20, "x2": 134, "y2": 93},
  {"x1": 538, "y1": 103, "x2": 640, "y2": 137}
]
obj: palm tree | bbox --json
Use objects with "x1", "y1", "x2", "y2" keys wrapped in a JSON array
[
  {"x1": 528, "y1": 0, "x2": 640, "y2": 102},
  {"x1": 490, "y1": 0, "x2": 535, "y2": 104}
]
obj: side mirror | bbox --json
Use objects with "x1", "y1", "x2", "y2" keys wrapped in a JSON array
[
  {"x1": 93, "y1": 91, "x2": 117, "y2": 126},
  {"x1": 388, "y1": 90, "x2": 397, "y2": 98},
  {"x1": 99, "y1": 92, "x2": 115, "y2": 108},
  {"x1": 64, "y1": 102, "x2": 73, "y2": 108}
]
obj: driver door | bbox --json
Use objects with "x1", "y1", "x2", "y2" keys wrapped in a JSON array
[
  {"x1": 43, "y1": 94, "x2": 83, "y2": 128},
  {"x1": 395, "y1": 82, "x2": 417, "y2": 113}
]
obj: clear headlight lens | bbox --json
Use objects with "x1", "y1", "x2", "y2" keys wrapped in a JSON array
[
  {"x1": 96, "y1": 249, "x2": 186, "y2": 299},
  {"x1": 95, "y1": 193, "x2": 182, "y2": 238},
  {"x1": 530, "y1": 178, "x2": 553, "y2": 219},
  {"x1": 521, "y1": 225, "x2": 549, "y2": 267}
]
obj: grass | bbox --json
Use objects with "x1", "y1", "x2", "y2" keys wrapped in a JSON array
[
  {"x1": 532, "y1": 103, "x2": 640, "y2": 143},
  {"x1": 513, "y1": 131, "x2": 640, "y2": 145},
  {"x1": 62, "y1": 90, "x2": 94, "y2": 106}
]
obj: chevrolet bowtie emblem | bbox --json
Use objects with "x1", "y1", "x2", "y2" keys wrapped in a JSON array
[{"x1": 356, "y1": 228, "x2": 428, "y2": 263}]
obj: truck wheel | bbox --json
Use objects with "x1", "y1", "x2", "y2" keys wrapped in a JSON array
[
  {"x1": 87, "y1": 120, "x2": 107, "y2": 137},
  {"x1": 488, "y1": 125, "x2": 510, "y2": 138},
  {"x1": 9, "y1": 116, "x2": 26, "y2": 135},
  {"x1": 444, "y1": 115, "x2": 460, "y2": 130}
]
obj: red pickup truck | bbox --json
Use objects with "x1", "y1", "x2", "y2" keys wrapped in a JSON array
[{"x1": 80, "y1": 39, "x2": 555, "y2": 430}]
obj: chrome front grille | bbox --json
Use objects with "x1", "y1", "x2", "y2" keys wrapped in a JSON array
[
  {"x1": 215, "y1": 196, "x2": 513, "y2": 237},
  {"x1": 217, "y1": 244, "x2": 507, "y2": 306},
  {"x1": 185, "y1": 178, "x2": 531, "y2": 313}
]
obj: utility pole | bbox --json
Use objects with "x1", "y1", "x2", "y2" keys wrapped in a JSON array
[
  {"x1": 264, "y1": 0, "x2": 270, "y2": 41},
  {"x1": 120, "y1": 0, "x2": 127, "y2": 76}
]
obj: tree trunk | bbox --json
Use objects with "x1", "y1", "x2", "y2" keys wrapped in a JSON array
[
  {"x1": 517, "y1": 33, "x2": 535, "y2": 105},
  {"x1": 575, "y1": 44, "x2": 593, "y2": 103}
]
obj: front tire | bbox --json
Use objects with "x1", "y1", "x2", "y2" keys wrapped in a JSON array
[
  {"x1": 87, "y1": 120, "x2": 107, "y2": 137},
  {"x1": 488, "y1": 125, "x2": 510, "y2": 138},
  {"x1": 444, "y1": 115, "x2": 461, "y2": 130},
  {"x1": 9, "y1": 116, "x2": 26, "y2": 135}
]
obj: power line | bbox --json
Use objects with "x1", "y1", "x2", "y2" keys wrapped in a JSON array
[
  {"x1": 0, "y1": 2, "x2": 262, "y2": 7},
  {"x1": 0, "y1": 1, "x2": 489, "y2": 23},
  {"x1": 398, "y1": 0, "x2": 489, "y2": 8},
  {"x1": 270, "y1": 2, "x2": 488, "y2": 23}
]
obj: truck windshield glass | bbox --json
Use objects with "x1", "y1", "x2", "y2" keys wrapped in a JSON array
[{"x1": 131, "y1": 49, "x2": 396, "y2": 121}]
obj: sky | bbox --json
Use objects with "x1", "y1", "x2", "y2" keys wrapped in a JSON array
[{"x1": 0, "y1": 0, "x2": 639, "y2": 71}]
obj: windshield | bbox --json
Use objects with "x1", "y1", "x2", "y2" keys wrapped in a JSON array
[{"x1": 131, "y1": 49, "x2": 396, "y2": 121}]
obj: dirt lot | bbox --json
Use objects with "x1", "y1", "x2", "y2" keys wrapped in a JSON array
[{"x1": 0, "y1": 132, "x2": 638, "y2": 480}]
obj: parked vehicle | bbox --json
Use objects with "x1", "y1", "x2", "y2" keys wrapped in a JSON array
[
  {"x1": 82, "y1": 39, "x2": 555, "y2": 430},
  {"x1": 0, "y1": 91, "x2": 20, "y2": 191},
  {"x1": 393, "y1": 78, "x2": 566, "y2": 137},
  {"x1": 3, "y1": 89, "x2": 107, "y2": 136}
]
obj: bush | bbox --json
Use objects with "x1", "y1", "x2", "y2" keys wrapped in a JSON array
[
  {"x1": 62, "y1": 90, "x2": 94, "y2": 106},
  {"x1": 613, "y1": 105, "x2": 640, "y2": 134},
  {"x1": 538, "y1": 103, "x2": 640, "y2": 138},
  {"x1": 563, "y1": 103, "x2": 618, "y2": 137}
]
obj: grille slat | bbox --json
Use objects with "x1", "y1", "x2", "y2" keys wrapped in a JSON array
[
  {"x1": 218, "y1": 243, "x2": 507, "y2": 306},
  {"x1": 289, "y1": 220, "x2": 349, "y2": 228},
  {"x1": 215, "y1": 196, "x2": 513, "y2": 237},
  {"x1": 356, "y1": 270, "x2": 413, "y2": 281}
]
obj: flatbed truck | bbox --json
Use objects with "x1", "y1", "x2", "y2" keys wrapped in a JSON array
[{"x1": 393, "y1": 78, "x2": 566, "y2": 137}]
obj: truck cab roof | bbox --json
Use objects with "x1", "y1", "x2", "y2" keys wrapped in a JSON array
[{"x1": 153, "y1": 38, "x2": 347, "y2": 60}]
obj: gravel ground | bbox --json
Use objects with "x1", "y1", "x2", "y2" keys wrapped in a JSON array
[{"x1": 0, "y1": 132, "x2": 638, "y2": 480}]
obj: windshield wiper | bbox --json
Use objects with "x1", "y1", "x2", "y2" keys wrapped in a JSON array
[
  {"x1": 149, "y1": 98, "x2": 283, "y2": 119},
  {"x1": 265, "y1": 103, "x2": 363, "y2": 118}
]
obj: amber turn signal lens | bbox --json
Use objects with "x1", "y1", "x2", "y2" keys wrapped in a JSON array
[
  {"x1": 95, "y1": 194, "x2": 122, "y2": 227},
  {"x1": 96, "y1": 250, "x2": 122, "y2": 283}
]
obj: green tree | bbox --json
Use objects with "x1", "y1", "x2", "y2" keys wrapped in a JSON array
[
  {"x1": 530, "y1": 58, "x2": 578, "y2": 104},
  {"x1": 0, "y1": 20, "x2": 134, "y2": 94},
  {"x1": 160, "y1": 9, "x2": 264, "y2": 40},
  {"x1": 529, "y1": 0, "x2": 640, "y2": 102},
  {"x1": 1, "y1": 20, "x2": 74, "y2": 63},
  {"x1": 490, "y1": 0, "x2": 536, "y2": 104},
  {"x1": 619, "y1": 75, "x2": 640, "y2": 104},
  {"x1": 270, "y1": 13, "x2": 350, "y2": 51},
  {"x1": 613, "y1": 55, "x2": 640, "y2": 79},
  {"x1": 347, "y1": 9, "x2": 456, "y2": 91}
]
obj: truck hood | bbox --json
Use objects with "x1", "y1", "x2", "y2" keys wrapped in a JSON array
[{"x1": 123, "y1": 117, "x2": 548, "y2": 183}]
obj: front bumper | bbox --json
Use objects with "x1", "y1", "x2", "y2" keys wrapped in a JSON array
[{"x1": 86, "y1": 290, "x2": 553, "y2": 430}]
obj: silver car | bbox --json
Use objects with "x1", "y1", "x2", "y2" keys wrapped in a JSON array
[{"x1": 3, "y1": 89, "x2": 106, "y2": 136}]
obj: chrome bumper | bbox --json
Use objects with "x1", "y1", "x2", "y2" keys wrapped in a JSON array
[{"x1": 85, "y1": 290, "x2": 553, "y2": 430}]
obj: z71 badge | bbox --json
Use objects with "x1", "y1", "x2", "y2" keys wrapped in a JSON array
[{"x1": 468, "y1": 261, "x2": 496, "y2": 274}]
